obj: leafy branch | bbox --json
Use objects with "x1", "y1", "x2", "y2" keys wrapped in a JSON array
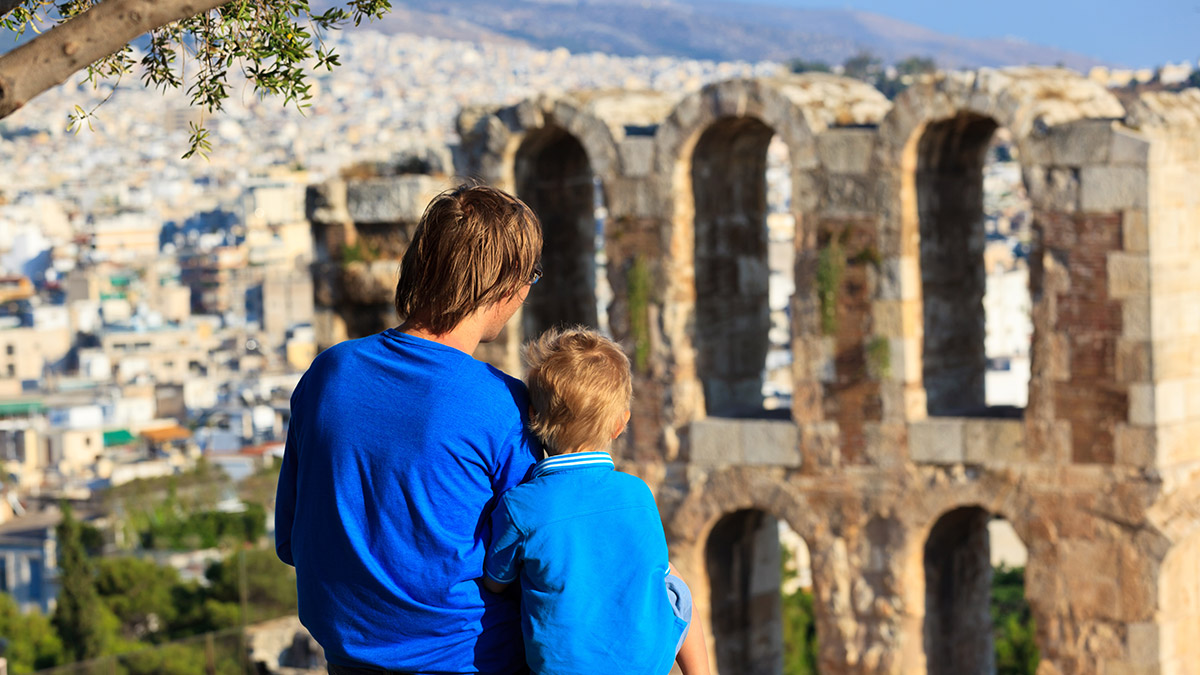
[{"x1": 0, "y1": 0, "x2": 392, "y2": 158}]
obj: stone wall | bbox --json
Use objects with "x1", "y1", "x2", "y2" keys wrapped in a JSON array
[{"x1": 309, "y1": 69, "x2": 1200, "y2": 675}]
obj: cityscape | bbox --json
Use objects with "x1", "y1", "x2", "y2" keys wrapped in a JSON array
[{"x1": 0, "y1": 14, "x2": 1197, "y2": 675}]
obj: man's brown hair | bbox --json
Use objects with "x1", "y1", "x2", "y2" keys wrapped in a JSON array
[
  {"x1": 524, "y1": 327, "x2": 633, "y2": 455},
  {"x1": 394, "y1": 184, "x2": 543, "y2": 334}
]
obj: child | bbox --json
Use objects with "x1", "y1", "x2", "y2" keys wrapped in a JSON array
[{"x1": 482, "y1": 326, "x2": 710, "y2": 675}]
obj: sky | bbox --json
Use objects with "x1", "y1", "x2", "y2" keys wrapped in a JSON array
[{"x1": 735, "y1": 0, "x2": 1199, "y2": 68}]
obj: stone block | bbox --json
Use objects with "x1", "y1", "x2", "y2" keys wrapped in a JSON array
[
  {"x1": 1122, "y1": 209, "x2": 1149, "y2": 253},
  {"x1": 1026, "y1": 167, "x2": 1079, "y2": 213},
  {"x1": 1107, "y1": 253, "x2": 1150, "y2": 298},
  {"x1": 1127, "y1": 383, "x2": 1155, "y2": 426},
  {"x1": 346, "y1": 175, "x2": 444, "y2": 224},
  {"x1": 1126, "y1": 622, "x2": 1161, "y2": 666},
  {"x1": 908, "y1": 418, "x2": 965, "y2": 464},
  {"x1": 741, "y1": 419, "x2": 801, "y2": 467},
  {"x1": 815, "y1": 128, "x2": 876, "y2": 175},
  {"x1": 864, "y1": 302, "x2": 899, "y2": 342},
  {"x1": 1060, "y1": 540, "x2": 1122, "y2": 620},
  {"x1": 1080, "y1": 166, "x2": 1148, "y2": 212},
  {"x1": 1050, "y1": 119, "x2": 1113, "y2": 166},
  {"x1": 964, "y1": 419, "x2": 1025, "y2": 464},
  {"x1": 688, "y1": 418, "x2": 742, "y2": 466},
  {"x1": 1114, "y1": 425, "x2": 1155, "y2": 467},
  {"x1": 1122, "y1": 295, "x2": 1151, "y2": 340},
  {"x1": 1101, "y1": 662, "x2": 1160, "y2": 675},
  {"x1": 1110, "y1": 127, "x2": 1151, "y2": 166},
  {"x1": 619, "y1": 136, "x2": 655, "y2": 178}
]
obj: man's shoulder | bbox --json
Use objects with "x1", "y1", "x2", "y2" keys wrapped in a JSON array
[{"x1": 458, "y1": 361, "x2": 531, "y2": 412}]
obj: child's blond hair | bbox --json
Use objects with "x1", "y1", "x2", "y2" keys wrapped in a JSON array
[{"x1": 524, "y1": 327, "x2": 632, "y2": 455}]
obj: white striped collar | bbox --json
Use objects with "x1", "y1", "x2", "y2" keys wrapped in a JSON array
[{"x1": 532, "y1": 452, "x2": 614, "y2": 479}]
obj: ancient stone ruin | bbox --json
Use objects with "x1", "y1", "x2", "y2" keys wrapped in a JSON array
[{"x1": 307, "y1": 69, "x2": 1200, "y2": 674}]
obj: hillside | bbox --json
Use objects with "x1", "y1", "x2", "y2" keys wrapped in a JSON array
[{"x1": 354, "y1": 0, "x2": 1105, "y2": 70}]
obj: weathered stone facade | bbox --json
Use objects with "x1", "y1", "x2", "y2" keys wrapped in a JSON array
[{"x1": 309, "y1": 71, "x2": 1200, "y2": 674}]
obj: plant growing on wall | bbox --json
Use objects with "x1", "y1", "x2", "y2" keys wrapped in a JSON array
[
  {"x1": 866, "y1": 336, "x2": 891, "y2": 379},
  {"x1": 816, "y1": 236, "x2": 845, "y2": 336},
  {"x1": 626, "y1": 256, "x2": 653, "y2": 374}
]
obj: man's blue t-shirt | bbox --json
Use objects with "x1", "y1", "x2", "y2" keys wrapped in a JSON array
[
  {"x1": 484, "y1": 452, "x2": 686, "y2": 675},
  {"x1": 274, "y1": 329, "x2": 541, "y2": 673}
]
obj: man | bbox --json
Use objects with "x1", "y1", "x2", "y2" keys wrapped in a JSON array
[{"x1": 275, "y1": 184, "x2": 544, "y2": 674}]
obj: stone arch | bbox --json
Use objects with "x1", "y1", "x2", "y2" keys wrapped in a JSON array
[
  {"x1": 876, "y1": 68, "x2": 1125, "y2": 421},
  {"x1": 909, "y1": 493, "x2": 1040, "y2": 675},
  {"x1": 513, "y1": 125, "x2": 599, "y2": 336},
  {"x1": 457, "y1": 94, "x2": 623, "y2": 371},
  {"x1": 663, "y1": 468, "x2": 821, "y2": 675},
  {"x1": 653, "y1": 75, "x2": 889, "y2": 425}
]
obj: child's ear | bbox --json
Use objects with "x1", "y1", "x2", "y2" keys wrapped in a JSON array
[{"x1": 611, "y1": 410, "x2": 632, "y2": 440}]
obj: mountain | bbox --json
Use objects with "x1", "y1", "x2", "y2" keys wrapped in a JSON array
[{"x1": 352, "y1": 0, "x2": 1106, "y2": 70}]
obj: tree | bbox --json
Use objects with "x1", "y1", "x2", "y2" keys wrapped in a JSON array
[
  {"x1": 896, "y1": 55, "x2": 937, "y2": 77},
  {"x1": 0, "y1": 592, "x2": 64, "y2": 672},
  {"x1": 788, "y1": 58, "x2": 831, "y2": 74},
  {"x1": 991, "y1": 565, "x2": 1039, "y2": 675},
  {"x1": 51, "y1": 502, "x2": 115, "y2": 662},
  {"x1": 95, "y1": 556, "x2": 183, "y2": 642},
  {"x1": 0, "y1": 0, "x2": 392, "y2": 156},
  {"x1": 841, "y1": 51, "x2": 882, "y2": 82}
]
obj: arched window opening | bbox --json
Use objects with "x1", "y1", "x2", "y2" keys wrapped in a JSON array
[
  {"x1": 918, "y1": 113, "x2": 1030, "y2": 418},
  {"x1": 706, "y1": 509, "x2": 798, "y2": 674},
  {"x1": 692, "y1": 117, "x2": 790, "y2": 418},
  {"x1": 765, "y1": 135, "x2": 795, "y2": 413},
  {"x1": 982, "y1": 128, "x2": 1033, "y2": 410},
  {"x1": 514, "y1": 126, "x2": 598, "y2": 338},
  {"x1": 924, "y1": 507, "x2": 1037, "y2": 675}
]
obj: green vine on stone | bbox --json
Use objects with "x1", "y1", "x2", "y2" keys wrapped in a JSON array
[
  {"x1": 866, "y1": 336, "x2": 891, "y2": 379},
  {"x1": 816, "y1": 236, "x2": 844, "y2": 336},
  {"x1": 627, "y1": 256, "x2": 652, "y2": 374}
]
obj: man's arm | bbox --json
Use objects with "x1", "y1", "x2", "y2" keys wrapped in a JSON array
[{"x1": 273, "y1": 387, "x2": 304, "y2": 566}]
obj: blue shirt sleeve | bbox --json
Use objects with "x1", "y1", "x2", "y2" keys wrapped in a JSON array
[
  {"x1": 492, "y1": 421, "x2": 542, "y2": 494},
  {"x1": 484, "y1": 496, "x2": 524, "y2": 584}
]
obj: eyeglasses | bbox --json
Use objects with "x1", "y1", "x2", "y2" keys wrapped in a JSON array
[{"x1": 529, "y1": 262, "x2": 543, "y2": 285}]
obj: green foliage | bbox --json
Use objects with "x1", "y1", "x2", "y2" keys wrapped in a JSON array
[
  {"x1": 205, "y1": 548, "x2": 298, "y2": 624},
  {"x1": 141, "y1": 503, "x2": 267, "y2": 550},
  {"x1": 840, "y1": 51, "x2": 937, "y2": 100},
  {"x1": 52, "y1": 502, "x2": 119, "y2": 662},
  {"x1": 895, "y1": 56, "x2": 937, "y2": 77},
  {"x1": 866, "y1": 336, "x2": 890, "y2": 379},
  {"x1": 95, "y1": 557, "x2": 184, "y2": 642},
  {"x1": 339, "y1": 240, "x2": 381, "y2": 265},
  {"x1": 991, "y1": 565, "x2": 1040, "y2": 675},
  {"x1": 816, "y1": 236, "x2": 844, "y2": 335},
  {"x1": 103, "y1": 461, "x2": 229, "y2": 550},
  {"x1": 780, "y1": 545, "x2": 818, "y2": 674},
  {"x1": 0, "y1": 592, "x2": 65, "y2": 672},
  {"x1": 1186, "y1": 70, "x2": 1200, "y2": 90},
  {"x1": 117, "y1": 637, "x2": 245, "y2": 675},
  {"x1": 788, "y1": 58, "x2": 831, "y2": 74},
  {"x1": 1, "y1": 0, "x2": 393, "y2": 158},
  {"x1": 626, "y1": 256, "x2": 653, "y2": 374}
]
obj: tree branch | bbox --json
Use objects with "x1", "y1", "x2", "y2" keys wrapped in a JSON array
[
  {"x1": 0, "y1": 0, "x2": 24, "y2": 22},
  {"x1": 0, "y1": 0, "x2": 235, "y2": 119}
]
